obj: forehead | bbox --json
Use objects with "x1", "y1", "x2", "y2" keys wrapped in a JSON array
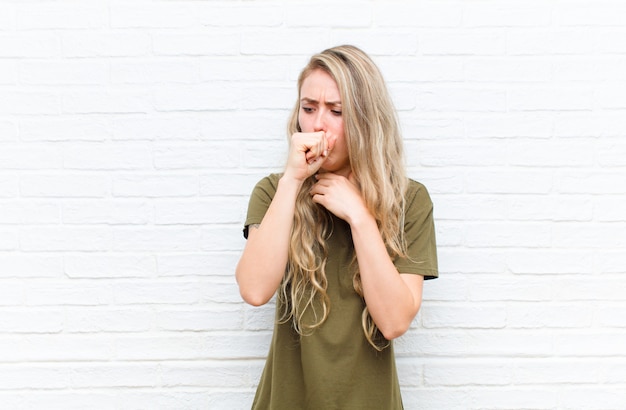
[{"x1": 300, "y1": 69, "x2": 340, "y2": 100}]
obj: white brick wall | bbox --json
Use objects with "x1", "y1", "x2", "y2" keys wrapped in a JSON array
[{"x1": 1, "y1": 1, "x2": 625, "y2": 409}]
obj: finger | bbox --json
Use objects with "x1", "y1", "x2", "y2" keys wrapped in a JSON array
[{"x1": 327, "y1": 135, "x2": 337, "y2": 151}]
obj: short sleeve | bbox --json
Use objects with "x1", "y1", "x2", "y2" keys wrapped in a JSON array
[
  {"x1": 242, "y1": 174, "x2": 280, "y2": 239},
  {"x1": 393, "y1": 180, "x2": 438, "y2": 280}
]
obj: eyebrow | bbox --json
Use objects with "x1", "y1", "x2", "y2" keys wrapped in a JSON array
[{"x1": 300, "y1": 97, "x2": 342, "y2": 106}]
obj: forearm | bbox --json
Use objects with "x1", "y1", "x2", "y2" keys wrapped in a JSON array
[
  {"x1": 236, "y1": 176, "x2": 302, "y2": 306},
  {"x1": 349, "y1": 212, "x2": 422, "y2": 340}
]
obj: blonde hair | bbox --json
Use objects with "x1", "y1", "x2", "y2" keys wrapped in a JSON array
[{"x1": 279, "y1": 45, "x2": 408, "y2": 350}]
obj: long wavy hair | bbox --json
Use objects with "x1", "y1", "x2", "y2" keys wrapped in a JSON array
[{"x1": 278, "y1": 45, "x2": 408, "y2": 351}]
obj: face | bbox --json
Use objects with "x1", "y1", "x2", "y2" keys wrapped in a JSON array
[{"x1": 298, "y1": 69, "x2": 350, "y2": 176}]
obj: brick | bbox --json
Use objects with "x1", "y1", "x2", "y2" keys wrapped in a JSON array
[
  {"x1": 469, "y1": 275, "x2": 552, "y2": 302},
  {"x1": 200, "y1": 172, "x2": 267, "y2": 197},
  {"x1": 112, "y1": 174, "x2": 198, "y2": 198},
  {"x1": 0, "y1": 33, "x2": 59, "y2": 58},
  {"x1": 468, "y1": 388, "x2": 557, "y2": 409},
  {"x1": 64, "y1": 307, "x2": 153, "y2": 333},
  {"x1": 114, "y1": 334, "x2": 207, "y2": 360},
  {"x1": 508, "y1": 29, "x2": 594, "y2": 55},
  {"x1": 466, "y1": 57, "x2": 551, "y2": 82},
  {"x1": 0, "y1": 308, "x2": 63, "y2": 333},
  {"x1": 0, "y1": 143, "x2": 62, "y2": 170},
  {"x1": 507, "y1": 195, "x2": 593, "y2": 222},
  {"x1": 0, "y1": 281, "x2": 25, "y2": 305},
  {"x1": 63, "y1": 141, "x2": 153, "y2": 170},
  {"x1": 111, "y1": 59, "x2": 199, "y2": 84},
  {"x1": 20, "y1": 227, "x2": 111, "y2": 251},
  {"x1": 62, "y1": 199, "x2": 151, "y2": 225},
  {"x1": 26, "y1": 281, "x2": 113, "y2": 306},
  {"x1": 400, "y1": 115, "x2": 465, "y2": 139},
  {"x1": 465, "y1": 113, "x2": 553, "y2": 138},
  {"x1": 424, "y1": 360, "x2": 512, "y2": 386},
  {"x1": 560, "y1": 387, "x2": 626, "y2": 409},
  {"x1": 514, "y1": 359, "x2": 598, "y2": 384},
  {"x1": 0, "y1": 254, "x2": 63, "y2": 278},
  {"x1": 557, "y1": 171, "x2": 626, "y2": 194},
  {"x1": 201, "y1": 225, "x2": 249, "y2": 252},
  {"x1": 61, "y1": 32, "x2": 151, "y2": 57},
  {"x1": 0, "y1": 92, "x2": 59, "y2": 115},
  {"x1": 553, "y1": 278, "x2": 626, "y2": 301},
  {"x1": 19, "y1": 60, "x2": 108, "y2": 85},
  {"x1": 62, "y1": 90, "x2": 150, "y2": 114},
  {"x1": 69, "y1": 363, "x2": 158, "y2": 387},
  {"x1": 16, "y1": 4, "x2": 107, "y2": 29},
  {"x1": 286, "y1": 4, "x2": 371, "y2": 28},
  {"x1": 161, "y1": 361, "x2": 253, "y2": 387},
  {"x1": 110, "y1": 4, "x2": 196, "y2": 29},
  {"x1": 422, "y1": 304, "x2": 507, "y2": 329},
  {"x1": 464, "y1": 4, "x2": 551, "y2": 27},
  {"x1": 420, "y1": 30, "x2": 506, "y2": 55},
  {"x1": 153, "y1": 32, "x2": 239, "y2": 56},
  {"x1": 154, "y1": 142, "x2": 240, "y2": 170},
  {"x1": 244, "y1": 303, "x2": 275, "y2": 331},
  {"x1": 0, "y1": 200, "x2": 60, "y2": 224},
  {"x1": 418, "y1": 142, "x2": 507, "y2": 166},
  {"x1": 196, "y1": 4, "x2": 284, "y2": 27},
  {"x1": 200, "y1": 56, "x2": 290, "y2": 82},
  {"x1": 113, "y1": 116, "x2": 200, "y2": 141},
  {"x1": 506, "y1": 249, "x2": 594, "y2": 274},
  {"x1": 64, "y1": 254, "x2": 156, "y2": 278},
  {"x1": 331, "y1": 30, "x2": 418, "y2": 56},
  {"x1": 437, "y1": 248, "x2": 506, "y2": 274},
  {"x1": 507, "y1": 303, "x2": 593, "y2": 328},
  {"x1": 552, "y1": 223, "x2": 626, "y2": 248},
  {"x1": 0, "y1": 335, "x2": 115, "y2": 361},
  {"x1": 466, "y1": 170, "x2": 553, "y2": 194},
  {"x1": 112, "y1": 227, "x2": 201, "y2": 252},
  {"x1": 0, "y1": 228, "x2": 18, "y2": 250},
  {"x1": 154, "y1": 84, "x2": 241, "y2": 112},
  {"x1": 595, "y1": 305, "x2": 626, "y2": 327},
  {"x1": 112, "y1": 280, "x2": 202, "y2": 305},
  {"x1": 465, "y1": 222, "x2": 551, "y2": 248},
  {"x1": 557, "y1": 3, "x2": 626, "y2": 26},
  {"x1": 157, "y1": 252, "x2": 238, "y2": 277},
  {"x1": 21, "y1": 392, "x2": 115, "y2": 410},
  {"x1": 0, "y1": 176, "x2": 18, "y2": 198},
  {"x1": 241, "y1": 30, "x2": 328, "y2": 56},
  {"x1": 154, "y1": 198, "x2": 241, "y2": 225},
  {"x1": 156, "y1": 306, "x2": 244, "y2": 331},
  {"x1": 0, "y1": 61, "x2": 16, "y2": 85},
  {"x1": 0, "y1": 364, "x2": 69, "y2": 389},
  {"x1": 415, "y1": 86, "x2": 507, "y2": 112},
  {"x1": 374, "y1": 3, "x2": 462, "y2": 27},
  {"x1": 20, "y1": 117, "x2": 110, "y2": 141}
]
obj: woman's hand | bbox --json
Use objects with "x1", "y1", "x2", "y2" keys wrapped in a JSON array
[
  {"x1": 284, "y1": 132, "x2": 336, "y2": 182},
  {"x1": 310, "y1": 172, "x2": 370, "y2": 224}
]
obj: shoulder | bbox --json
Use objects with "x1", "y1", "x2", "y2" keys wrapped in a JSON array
[
  {"x1": 405, "y1": 178, "x2": 433, "y2": 209},
  {"x1": 251, "y1": 173, "x2": 282, "y2": 198}
]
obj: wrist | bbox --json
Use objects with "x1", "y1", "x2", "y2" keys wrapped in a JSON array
[
  {"x1": 279, "y1": 173, "x2": 306, "y2": 191},
  {"x1": 347, "y1": 207, "x2": 376, "y2": 231}
]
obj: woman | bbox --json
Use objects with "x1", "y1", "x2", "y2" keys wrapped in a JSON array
[{"x1": 236, "y1": 45, "x2": 438, "y2": 409}]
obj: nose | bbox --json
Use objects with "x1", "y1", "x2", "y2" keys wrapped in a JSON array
[{"x1": 313, "y1": 110, "x2": 325, "y2": 132}]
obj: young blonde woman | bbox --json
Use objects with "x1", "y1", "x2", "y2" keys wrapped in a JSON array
[{"x1": 236, "y1": 45, "x2": 438, "y2": 409}]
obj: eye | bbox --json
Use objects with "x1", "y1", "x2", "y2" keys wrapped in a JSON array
[
  {"x1": 302, "y1": 107, "x2": 314, "y2": 113},
  {"x1": 331, "y1": 110, "x2": 342, "y2": 116}
]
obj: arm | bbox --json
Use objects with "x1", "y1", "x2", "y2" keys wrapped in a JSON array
[
  {"x1": 350, "y1": 213, "x2": 424, "y2": 340},
  {"x1": 235, "y1": 132, "x2": 333, "y2": 306},
  {"x1": 310, "y1": 173, "x2": 424, "y2": 339},
  {"x1": 235, "y1": 175, "x2": 302, "y2": 306}
]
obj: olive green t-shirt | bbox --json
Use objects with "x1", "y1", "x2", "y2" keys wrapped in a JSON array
[{"x1": 243, "y1": 174, "x2": 438, "y2": 410}]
